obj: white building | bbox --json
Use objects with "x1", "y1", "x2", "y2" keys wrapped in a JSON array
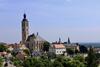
[{"x1": 49, "y1": 44, "x2": 66, "y2": 55}]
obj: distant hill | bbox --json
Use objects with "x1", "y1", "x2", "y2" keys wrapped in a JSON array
[
  {"x1": 0, "y1": 42, "x2": 7, "y2": 45},
  {"x1": 79, "y1": 43, "x2": 100, "y2": 48}
]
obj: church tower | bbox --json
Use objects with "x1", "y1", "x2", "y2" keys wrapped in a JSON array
[{"x1": 21, "y1": 14, "x2": 29, "y2": 44}]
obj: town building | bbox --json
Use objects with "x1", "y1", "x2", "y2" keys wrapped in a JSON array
[
  {"x1": 63, "y1": 38, "x2": 80, "y2": 52},
  {"x1": 49, "y1": 43, "x2": 66, "y2": 55}
]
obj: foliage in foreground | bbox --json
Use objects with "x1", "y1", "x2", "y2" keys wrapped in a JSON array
[
  {"x1": 0, "y1": 44, "x2": 7, "y2": 52},
  {"x1": 10, "y1": 46, "x2": 100, "y2": 67},
  {"x1": 12, "y1": 55, "x2": 87, "y2": 67},
  {"x1": 0, "y1": 57, "x2": 4, "y2": 67}
]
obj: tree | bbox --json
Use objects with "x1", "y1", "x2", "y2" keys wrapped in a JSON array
[
  {"x1": 0, "y1": 57, "x2": 3, "y2": 67},
  {"x1": 79, "y1": 45, "x2": 88, "y2": 53},
  {"x1": 60, "y1": 57, "x2": 71, "y2": 67},
  {"x1": 69, "y1": 60, "x2": 86, "y2": 67},
  {"x1": 53, "y1": 61, "x2": 63, "y2": 67},
  {"x1": 55, "y1": 56, "x2": 64, "y2": 62},
  {"x1": 47, "y1": 52, "x2": 56, "y2": 59},
  {"x1": 39, "y1": 57, "x2": 53, "y2": 67},
  {"x1": 13, "y1": 59, "x2": 22, "y2": 67},
  {"x1": 43, "y1": 41, "x2": 50, "y2": 52},
  {"x1": 11, "y1": 51, "x2": 18, "y2": 57},
  {"x1": 66, "y1": 48, "x2": 74, "y2": 55},
  {"x1": 11, "y1": 57, "x2": 23, "y2": 67},
  {"x1": 95, "y1": 53, "x2": 100, "y2": 60},
  {"x1": 23, "y1": 49, "x2": 30, "y2": 56},
  {"x1": 86, "y1": 46, "x2": 97, "y2": 67},
  {"x1": 23, "y1": 57, "x2": 35, "y2": 67},
  {"x1": 73, "y1": 55, "x2": 85, "y2": 63},
  {"x1": 54, "y1": 56, "x2": 70, "y2": 67},
  {"x1": 23, "y1": 57, "x2": 45, "y2": 67},
  {"x1": 0, "y1": 44, "x2": 7, "y2": 52}
]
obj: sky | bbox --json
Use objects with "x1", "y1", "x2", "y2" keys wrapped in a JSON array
[{"x1": 0, "y1": 0, "x2": 100, "y2": 43}]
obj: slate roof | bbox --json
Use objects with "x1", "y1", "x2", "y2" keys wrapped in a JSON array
[
  {"x1": 34, "y1": 35, "x2": 46, "y2": 42},
  {"x1": 27, "y1": 33, "x2": 36, "y2": 41},
  {"x1": 27, "y1": 33, "x2": 46, "y2": 42}
]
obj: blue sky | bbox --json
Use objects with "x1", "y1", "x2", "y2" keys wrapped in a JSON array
[{"x1": 0, "y1": 0, "x2": 100, "y2": 43}]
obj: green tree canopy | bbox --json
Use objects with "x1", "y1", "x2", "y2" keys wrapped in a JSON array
[
  {"x1": 0, "y1": 57, "x2": 4, "y2": 67},
  {"x1": 23, "y1": 57, "x2": 45, "y2": 67},
  {"x1": 0, "y1": 44, "x2": 7, "y2": 52},
  {"x1": 43, "y1": 41, "x2": 50, "y2": 52},
  {"x1": 66, "y1": 48, "x2": 74, "y2": 55},
  {"x1": 73, "y1": 55, "x2": 85, "y2": 63},
  {"x1": 79, "y1": 45, "x2": 88, "y2": 53},
  {"x1": 86, "y1": 46, "x2": 97, "y2": 67},
  {"x1": 68, "y1": 60, "x2": 86, "y2": 67},
  {"x1": 23, "y1": 49, "x2": 30, "y2": 56},
  {"x1": 53, "y1": 60, "x2": 63, "y2": 67}
]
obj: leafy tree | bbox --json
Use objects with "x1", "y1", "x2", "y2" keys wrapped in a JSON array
[
  {"x1": 23, "y1": 57, "x2": 35, "y2": 67},
  {"x1": 13, "y1": 59, "x2": 22, "y2": 67},
  {"x1": 0, "y1": 44, "x2": 7, "y2": 52},
  {"x1": 11, "y1": 57, "x2": 23, "y2": 67},
  {"x1": 69, "y1": 60, "x2": 86, "y2": 67},
  {"x1": 9, "y1": 54, "x2": 89, "y2": 67},
  {"x1": 54, "y1": 56, "x2": 70, "y2": 67},
  {"x1": 79, "y1": 45, "x2": 88, "y2": 53},
  {"x1": 61, "y1": 57, "x2": 71, "y2": 67},
  {"x1": 86, "y1": 46, "x2": 97, "y2": 67},
  {"x1": 39, "y1": 57, "x2": 53, "y2": 67},
  {"x1": 66, "y1": 48, "x2": 74, "y2": 55},
  {"x1": 23, "y1": 49, "x2": 30, "y2": 56},
  {"x1": 55, "y1": 56, "x2": 65, "y2": 62},
  {"x1": 53, "y1": 61, "x2": 63, "y2": 67},
  {"x1": 75, "y1": 49, "x2": 79, "y2": 54},
  {"x1": 23, "y1": 57, "x2": 45, "y2": 67},
  {"x1": 33, "y1": 60, "x2": 44, "y2": 67},
  {"x1": 73, "y1": 55, "x2": 85, "y2": 63},
  {"x1": 43, "y1": 41, "x2": 50, "y2": 52},
  {"x1": 54, "y1": 56, "x2": 86, "y2": 67},
  {"x1": 95, "y1": 53, "x2": 100, "y2": 60},
  {"x1": 6, "y1": 50, "x2": 11, "y2": 53},
  {"x1": 47, "y1": 52, "x2": 56, "y2": 59},
  {"x1": 40, "y1": 55, "x2": 48, "y2": 60},
  {"x1": 0, "y1": 57, "x2": 3, "y2": 67},
  {"x1": 11, "y1": 51, "x2": 18, "y2": 57}
]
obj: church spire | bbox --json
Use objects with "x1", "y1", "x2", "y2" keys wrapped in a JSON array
[
  {"x1": 23, "y1": 13, "x2": 26, "y2": 19},
  {"x1": 68, "y1": 37, "x2": 71, "y2": 44},
  {"x1": 58, "y1": 37, "x2": 61, "y2": 44},
  {"x1": 37, "y1": 32, "x2": 39, "y2": 36}
]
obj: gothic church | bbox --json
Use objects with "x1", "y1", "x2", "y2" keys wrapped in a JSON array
[{"x1": 21, "y1": 14, "x2": 46, "y2": 52}]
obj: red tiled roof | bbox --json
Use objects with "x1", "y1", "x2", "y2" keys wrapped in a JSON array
[{"x1": 53, "y1": 44, "x2": 65, "y2": 49}]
